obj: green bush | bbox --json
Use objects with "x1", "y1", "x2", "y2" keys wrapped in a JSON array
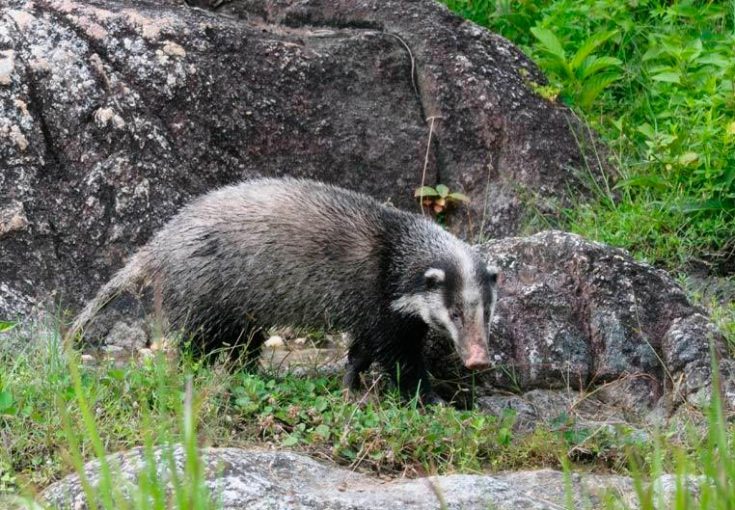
[{"x1": 444, "y1": 0, "x2": 735, "y2": 269}]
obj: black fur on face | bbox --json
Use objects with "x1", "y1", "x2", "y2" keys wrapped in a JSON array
[{"x1": 428, "y1": 258, "x2": 496, "y2": 320}]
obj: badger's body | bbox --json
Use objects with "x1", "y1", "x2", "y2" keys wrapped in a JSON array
[{"x1": 72, "y1": 178, "x2": 497, "y2": 401}]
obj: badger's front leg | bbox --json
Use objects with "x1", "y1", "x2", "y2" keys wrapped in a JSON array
[
  {"x1": 376, "y1": 321, "x2": 443, "y2": 405},
  {"x1": 389, "y1": 349, "x2": 444, "y2": 404}
]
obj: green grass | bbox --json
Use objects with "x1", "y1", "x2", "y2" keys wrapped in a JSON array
[
  {"x1": 0, "y1": 327, "x2": 568, "y2": 494},
  {"x1": 443, "y1": 0, "x2": 735, "y2": 271},
  {"x1": 0, "y1": 323, "x2": 733, "y2": 508}
]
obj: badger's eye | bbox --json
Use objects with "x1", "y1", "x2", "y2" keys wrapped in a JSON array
[{"x1": 450, "y1": 310, "x2": 462, "y2": 323}]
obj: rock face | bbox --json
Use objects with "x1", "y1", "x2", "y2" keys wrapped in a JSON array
[
  {"x1": 41, "y1": 446, "x2": 638, "y2": 510},
  {"x1": 426, "y1": 231, "x2": 731, "y2": 415},
  {"x1": 0, "y1": 0, "x2": 593, "y2": 319}
]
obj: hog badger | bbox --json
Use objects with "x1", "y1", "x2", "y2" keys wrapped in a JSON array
[{"x1": 71, "y1": 178, "x2": 498, "y2": 402}]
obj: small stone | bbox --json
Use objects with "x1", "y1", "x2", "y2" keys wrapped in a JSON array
[
  {"x1": 6, "y1": 9, "x2": 35, "y2": 31},
  {"x1": 652, "y1": 474, "x2": 704, "y2": 508},
  {"x1": 264, "y1": 335, "x2": 285, "y2": 349},
  {"x1": 161, "y1": 41, "x2": 186, "y2": 57},
  {"x1": 105, "y1": 321, "x2": 147, "y2": 351},
  {"x1": 150, "y1": 336, "x2": 175, "y2": 352},
  {"x1": 0, "y1": 201, "x2": 29, "y2": 239},
  {"x1": 13, "y1": 99, "x2": 29, "y2": 117},
  {"x1": 94, "y1": 107, "x2": 125, "y2": 129},
  {"x1": 137, "y1": 348, "x2": 154, "y2": 360},
  {"x1": 80, "y1": 354, "x2": 97, "y2": 366},
  {"x1": 9, "y1": 125, "x2": 28, "y2": 151}
]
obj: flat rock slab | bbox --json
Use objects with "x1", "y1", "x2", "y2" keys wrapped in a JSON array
[
  {"x1": 0, "y1": 0, "x2": 594, "y2": 318},
  {"x1": 41, "y1": 447, "x2": 637, "y2": 510}
]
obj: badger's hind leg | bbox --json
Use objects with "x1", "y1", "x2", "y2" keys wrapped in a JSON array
[
  {"x1": 179, "y1": 310, "x2": 265, "y2": 369},
  {"x1": 213, "y1": 322, "x2": 266, "y2": 369}
]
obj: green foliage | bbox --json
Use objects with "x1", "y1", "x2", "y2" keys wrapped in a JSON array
[
  {"x1": 1, "y1": 332, "x2": 648, "y2": 503},
  {"x1": 0, "y1": 332, "x2": 234, "y2": 501},
  {"x1": 230, "y1": 372, "x2": 537, "y2": 474},
  {"x1": 1, "y1": 322, "x2": 734, "y2": 508},
  {"x1": 442, "y1": 0, "x2": 735, "y2": 269},
  {"x1": 529, "y1": 26, "x2": 622, "y2": 108}
]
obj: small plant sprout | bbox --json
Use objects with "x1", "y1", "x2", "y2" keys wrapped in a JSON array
[{"x1": 414, "y1": 184, "x2": 470, "y2": 215}]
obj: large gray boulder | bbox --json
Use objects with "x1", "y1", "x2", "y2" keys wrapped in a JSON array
[
  {"x1": 0, "y1": 0, "x2": 593, "y2": 319},
  {"x1": 426, "y1": 231, "x2": 732, "y2": 416},
  {"x1": 40, "y1": 446, "x2": 639, "y2": 510}
]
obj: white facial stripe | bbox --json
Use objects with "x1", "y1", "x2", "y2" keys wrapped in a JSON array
[
  {"x1": 489, "y1": 287, "x2": 498, "y2": 324},
  {"x1": 390, "y1": 294, "x2": 426, "y2": 317},
  {"x1": 392, "y1": 291, "x2": 460, "y2": 347},
  {"x1": 473, "y1": 302, "x2": 485, "y2": 329},
  {"x1": 391, "y1": 292, "x2": 441, "y2": 328},
  {"x1": 455, "y1": 245, "x2": 483, "y2": 309},
  {"x1": 455, "y1": 244, "x2": 476, "y2": 284}
]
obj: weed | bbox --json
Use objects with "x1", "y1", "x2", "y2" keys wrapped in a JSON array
[
  {"x1": 443, "y1": 0, "x2": 735, "y2": 270},
  {"x1": 414, "y1": 184, "x2": 470, "y2": 223}
]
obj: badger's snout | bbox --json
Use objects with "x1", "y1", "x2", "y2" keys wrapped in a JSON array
[{"x1": 463, "y1": 342, "x2": 491, "y2": 370}]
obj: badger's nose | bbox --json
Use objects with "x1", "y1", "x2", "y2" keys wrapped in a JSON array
[{"x1": 464, "y1": 344, "x2": 491, "y2": 371}]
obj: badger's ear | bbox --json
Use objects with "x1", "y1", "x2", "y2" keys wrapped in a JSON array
[{"x1": 424, "y1": 268, "x2": 445, "y2": 289}]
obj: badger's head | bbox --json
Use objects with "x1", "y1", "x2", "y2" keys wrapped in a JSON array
[{"x1": 391, "y1": 255, "x2": 498, "y2": 371}]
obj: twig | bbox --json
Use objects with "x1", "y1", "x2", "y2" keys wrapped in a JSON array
[
  {"x1": 384, "y1": 32, "x2": 418, "y2": 97},
  {"x1": 420, "y1": 115, "x2": 442, "y2": 215}
]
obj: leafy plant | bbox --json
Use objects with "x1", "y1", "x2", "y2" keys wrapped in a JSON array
[
  {"x1": 442, "y1": 0, "x2": 735, "y2": 269},
  {"x1": 529, "y1": 27, "x2": 622, "y2": 108},
  {"x1": 414, "y1": 184, "x2": 470, "y2": 214}
]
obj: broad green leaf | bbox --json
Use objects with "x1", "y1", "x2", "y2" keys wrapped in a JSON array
[
  {"x1": 314, "y1": 424, "x2": 331, "y2": 438},
  {"x1": 673, "y1": 198, "x2": 730, "y2": 213},
  {"x1": 577, "y1": 72, "x2": 621, "y2": 109},
  {"x1": 641, "y1": 46, "x2": 663, "y2": 61},
  {"x1": 697, "y1": 55, "x2": 730, "y2": 68},
  {"x1": 0, "y1": 321, "x2": 16, "y2": 333},
  {"x1": 570, "y1": 30, "x2": 618, "y2": 70},
  {"x1": 579, "y1": 56, "x2": 622, "y2": 80},
  {"x1": 282, "y1": 434, "x2": 300, "y2": 446},
  {"x1": 636, "y1": 123, "x2": 655, "y2": 140},
  {"x1": 650, "y1": 71, "x2": 681, "y2": 84},
  {"x1": 530, "y1": 27, "x2": 566, "y2": 61},
  {"x1": 435, "y1": 184, "x2": 450, "y2": 197},
  {"x1": 678, "y1": 151, "x2": 699, "y2": 166},
  {"x1": 685, "y1": 38, "x2": 703, "y2": 62},
  {"x1": 414, "y1": 186, "x2": 439, "y2": 198},
  {"x1": 0, "y1": 391, "x2": 13, "y2": 412},
  {"x1": 614, "y1": 175, "x2": 671, "y2": 192},
  {"x1": 448, "y1": 192, "x2": 471, "y2": 203},
  {"x1": 106, "y1": 369, "x2": 125, "y2": 381},
  {"x1": 536, "y1": 57, "x2": 572, "y2": 80}
]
